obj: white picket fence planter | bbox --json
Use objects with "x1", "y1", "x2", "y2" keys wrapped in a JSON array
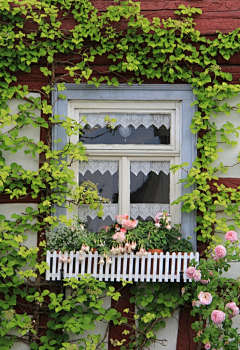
[{"x1": 46, "y1": 251, "x2": 199, "y2": 282}]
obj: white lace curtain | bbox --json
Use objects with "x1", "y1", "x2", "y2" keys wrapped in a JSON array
[
  {"x1": 131, "y1": 161, "x2": 170, "y2": 176},
  {"x1": 79, "y1": 203, "x2": 119, "y2": 221},
  {"x1": 79, "y1": 160, "x2": 118, "y2": 175},
  {"x1": 79, "y1": 160, "x2": 170, "y2": 176},
  {"x1": 80, "y1": 113, "x2": 171, "y2": 129},
  {"x1": 78, "y1": 203, "x2": 170, "y2": 221},
  {"x1": 79, "y1": 160, "x2": 170, "y2": 221}
]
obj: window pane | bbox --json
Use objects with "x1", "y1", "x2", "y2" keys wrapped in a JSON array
[
  {"x1": 130, "y1": 171, "x2": 169, "y2": 203},
  {"x1": 81, "y1": 125, "x2": 170, "y2": 145},
  {"x1": 78, "y1": 204, "x2": 119, "y2": 233},
  {"x1": 78, "y1": 160, "x2": 119, "y2": 232},
  {"x1": 130, "y1": 161, "x2": 170, "y2": 220},
  {"x1": 79, "y1": 112, "x2": 171, "y2": 145}
]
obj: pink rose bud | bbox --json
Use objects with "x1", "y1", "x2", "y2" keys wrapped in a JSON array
[
  {"x1": 225, "y1": 230, "x2": 238, "y2": 243},
  {"x1": 201, "y1": 279, "x2": 209, "y2": 284},
  {"x1": 211, "y1": 310, "x2": 226, "y2": 324},
  {"x1": 214, "y1": 245, "x2": 227, "y2": 258},
  {"x1": 205, "y1": 342, "x2": 211, "y2": 349},
  {"x1": 120, "y1": 228, "x2": 127, "y2": 233},
  {"x1": 192, "y1": 300, "x2": 201, "y2": 307}
]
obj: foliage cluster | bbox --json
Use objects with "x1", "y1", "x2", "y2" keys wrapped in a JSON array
[{"x1": 0, "y1": 0, "x2": 240, "y2": 349}]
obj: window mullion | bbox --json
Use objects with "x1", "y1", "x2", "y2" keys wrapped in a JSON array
[{"x1": 119, "y1": 157, "x2": 130, "y2": 216}]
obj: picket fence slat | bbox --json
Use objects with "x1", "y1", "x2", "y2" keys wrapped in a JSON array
[{"x1": 46, "y1": 251, "x2": 199, "y2": 282}]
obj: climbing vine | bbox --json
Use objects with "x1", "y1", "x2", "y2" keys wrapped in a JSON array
[{"x1": 1, "y1": 0, "x2": 240, "y2": 349}]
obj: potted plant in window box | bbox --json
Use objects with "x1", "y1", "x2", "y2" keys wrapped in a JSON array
[
  {"x1": 127, "y1": 220, "x2": 167, "y2": 254},
  {"x1": 45, "y1": 220, "x2": 94, "y2": 254}
]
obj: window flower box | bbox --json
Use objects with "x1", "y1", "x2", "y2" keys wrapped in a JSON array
[
  {"x1": 45, "y1": 212, "x2": 198, "y2": 282},
  {"x1": 46, "y1": 250, "x2": 199, "y2": 282}
]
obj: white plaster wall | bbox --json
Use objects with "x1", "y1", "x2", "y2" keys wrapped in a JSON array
[
  {"x1": 210, "y1": 97, "x2": 240, "y2": 281},
  {"x1": 148, "y1": 311, "x2": 179, "y2": 350},
  {"x1": 68, "y1": 294, "x2": 111, "y2": 348},
  {"x1": 1, "y1": 94, "x2": 40, "y2": 171},
  {"x1": 211, "y1": 96, "x2": 240, "y2": 178},
  {"x1": 9, "y1": 339, "x2": 30, "y2": 350}
]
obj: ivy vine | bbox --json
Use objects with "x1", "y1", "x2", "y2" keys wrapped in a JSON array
[{"x1": 1, "y1": 0, "x2": 240, "y2": 349}]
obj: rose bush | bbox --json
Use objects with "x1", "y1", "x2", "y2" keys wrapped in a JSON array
[{"x1": 183, "y1": 231, "x2": 240, "y2": 349}]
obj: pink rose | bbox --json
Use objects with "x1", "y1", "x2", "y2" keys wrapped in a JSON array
[
  {"x1": 122, "y1": 219, "x2": 138, "y2": 230},
  {"x1": 205, "y1": 342, "x2": 211, "y2": 349},
  {"x1": 214, "y1": 245, "x2": 227, "y2": 258},
  {"x1": 226, "y1": 302, "x2": 239, "y2": 317},
  {"x1": 116, "y1": 214, "x2": 129, "y2": 225},
  {"x1": 225, "y1": 230, "x2": 238, "y2": 243},
  {"x1": 112, "y1": 231, "x2": 126, "y2": 243},
  {"x1": 193, "y1": 270, "x2": 202, "y2": 282},
  {"x1": 198, "y1": 291, "x2": 213, "y2": 305},
  {"x1": 185, "y1": 266, "x2": 196, "y2": 279},
  {"x1": 211, "y1": 310, "x2": 226, "y2": 324}
]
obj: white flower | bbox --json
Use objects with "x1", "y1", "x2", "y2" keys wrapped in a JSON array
[
  {"x1": 106, "y1": 257, "x2": 112, "y2": 265},
  {"x1": 99, "y1": 257, "x2": 105, "y2": 265}
]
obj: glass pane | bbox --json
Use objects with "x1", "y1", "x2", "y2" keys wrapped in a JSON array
[
  {"x1": 80, "y1": 125, "x2": 170, "y2": 145},
  {"x1": 79, "y1": 170, "x2": 119, "y2": 203},
  {"x1": 130, "y1": 160, "x2": 170, "y2": 220},
  {"x1": 79, "y1": 161, "x2": 119, "y2": 232},
  {"x1": 80, "y1": 206, "x2": 119, "y2": 233},
  {"x1": 130, "y1": 171, "x2": 169, "y2": 204}
]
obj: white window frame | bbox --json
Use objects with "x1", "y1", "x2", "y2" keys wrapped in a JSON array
[
  {"x1": 69, "y1": 100, "x2": 181, "y2": 224},
  {"x1": 52, "y1": 84, "x2": 197, "y2": 249}
]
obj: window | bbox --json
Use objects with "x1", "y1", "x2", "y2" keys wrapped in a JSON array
[{"x1": 52, "y1": 84, "x2": 197, "y2": 249}]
